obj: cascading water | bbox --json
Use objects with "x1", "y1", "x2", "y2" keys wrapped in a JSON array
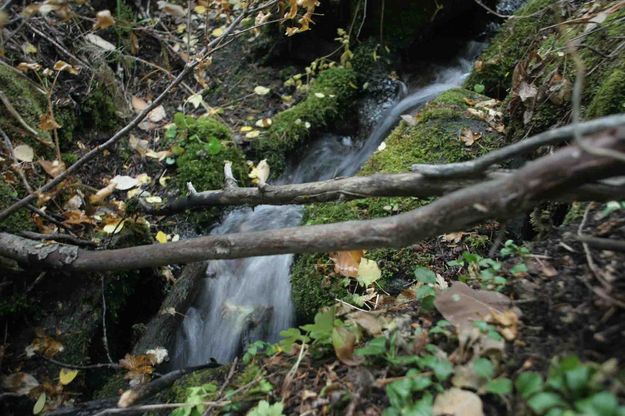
[{"x1": 172, "y1": 41, "x2": 483, "y2": 366}]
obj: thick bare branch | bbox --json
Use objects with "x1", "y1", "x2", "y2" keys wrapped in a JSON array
[
  {"x1": 411, "y1": 113, "x2": 625, "y2": 177},
  {"x1": 0, "y1": 129, "x2": 623, "y2": 273},
  {"x1": 140, "y1": 169, "x2": 625, "y2": 214}
]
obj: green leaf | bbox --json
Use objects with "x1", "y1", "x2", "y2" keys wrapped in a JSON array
[
  {"x1": 484, "y1": 378, "x2": 512, "y2": 395},
  {"x1": 33, "y1": 392, "x2": 46, "y2": 415},
  {"x1": 527, "y1": 392, "x2": 566, "y2": 414},
  {"x1": 473, "y1": 83, "x2": 485, "y2": 94},
  {"x1": 515, "y1": 372, "x2": 544, "y2": 399},
  {"x1": 165, "y1": 125, "x2": 177, "y2": 140},
  {"x1": 416, "y1": 285, "x2": 435, "y2": 301},
  {"x1": 205, "y1": 137, "x2": 222, "y2": 155},
  {"x1": 357, "y1": 258, "x2": 382, "y2": 287},
  {"x1": 355, "y1": 336, "x2": 386, "y2": 357},
  {"x1": 575, "y1": 392, "x2": 620, "y2": 416},
  {"x1": 510, "y1": 263, "x2": 528, "y2": 274},
  {"x1": 564, "y1": 364, "x2": 590, "y2": 396},
  {"x1": 418, "y1": 355, "x2": 453, "y2": 381},
  {"x1": 247, "y1": 400, "x2": 285, "y2": 416},
  {"x1": 301, "y1": 307, "x2": 335, "y2": 344},
  {"x1": 473, "y1": 358, "x2": 495, "y2": 380},
  {"x1": 278, "y1": 328, "x2": 308, "y2": 352},
  {"x1": 414, "y1": 266, "x2": 436, "y2": 284}
]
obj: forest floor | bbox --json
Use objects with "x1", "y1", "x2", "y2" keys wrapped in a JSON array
[{"x1": 0, "y1": 1, "x2": 624, "y2": 416}]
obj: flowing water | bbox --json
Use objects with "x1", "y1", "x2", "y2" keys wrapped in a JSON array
[{"x1": 172, "y1": 42, "x2": 482, "y2": 366}]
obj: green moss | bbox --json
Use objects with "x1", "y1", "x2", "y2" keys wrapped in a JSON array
[
  {"x1": 587, "y1": 68, "x2": 625, "y2": 117},
  {"x1": 78, "y1": 85, "x2": 119, "y2": 134},
  {"x1": 251, "y1": 67, "x2": 357, "y2": 175},
  {"x1": 0, "y1": 63, "x2": 55, "y2": 156},
  {"x1": 465, "y1": 0, "x2": 555, "y2": 97},
  {"x1": 166, "y1": 366, "x2": 228, "y2": 403},
  {"x1": 291, "y1": 88, "x2": 503, "y2": 322},
  {"x1": 0, "y1": 180, "x2": 35, "y2": 233}
]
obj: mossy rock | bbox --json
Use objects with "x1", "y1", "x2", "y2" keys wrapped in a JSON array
[
  {"x1": 0, "y1": 62, "x2": 56, "y2": 157},
  {"x1": 481, "y1": 2, "x2": 625, "y2": 142},
  {"x1": 0, "y1": 180, "x2": 35, "y2": 234},
  {"x1": 251, "y1": 67, "x2": 358, "y2": 175},
  {"x1": 464, "y1": 0, "x2": 556, "y2": 98},
  {"x1": 291, "y1": 88, "x2": 503, "y2": 322},
  {"x1": 171, "y1": 115, "x2": 249, "y2": 228}
]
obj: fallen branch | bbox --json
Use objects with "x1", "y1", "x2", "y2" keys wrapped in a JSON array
[
  {"x1": 140, "y1": 170, "x2": 625, "y2": 214},
  {"x1": 411, "y1": 113, "x2": 625, "y2": 177},
  {"x1": 0, "y1": 129, "x2": 623, "y2": 272},
  {"x1": 118, "y1": 362, "x2": 221, "y2": 408},
  {"x1": 0, "y1": 0, "x2": 275, "y2": 224}
]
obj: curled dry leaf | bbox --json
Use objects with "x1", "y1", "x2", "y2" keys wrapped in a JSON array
[
  {"x1": 1, "y1": 372, "x2": 40, "y2": 395},
  {"x1": 63, "y1": 210, "x2": 96, "y2": 226},
  {"x1": 38, "y1": 159, "x2": 66, "y2": 178},
  {"x1": 17, "y1": 62, "x2": 41, "y2": 73},
  {"x1": 119, "y1": 353, "x2": 155, "y2": 386},
  {"x1": 131, "y1": 96, "x2": 148, "y2": 112},
  {"x1": 157, "y1": 1, "x2": 186, "y2": 17},
  {"x1": 25, "y1": 329, "x2": 64, "y2": 358},
  {"x1": 433, "y1": 388, "x2": 484, "y2": 416},
  {"x1": 329, "y1": 250, "x2": 363, "y2": 278},
  {"x1": 249, "y1": 159, "x2": 270, "y2": 186},
  {"x1": 332, "y1": 326, "x2": 363, "y2": 366},
  {"x1": 434, "y1": 282, "x2": 518, "y2": 332},
  {"x1": 94, "y1": 10, "x2": 115, "y2": 30},
  {"x1": 13, "y1": 144, "x2": 34, "y2": 162},
  {"x1": 53, "y1": 60, "x2": 80, "y2": 75},
  {"x1": 459, "y1": 128, "x2": 482, "y2": 147},
  {"x1": 59, "y1": 368, "x2": 78, "y2": 385},
  {"x1": 39, "y1": 114, "x2": 62, "y2": 131}
]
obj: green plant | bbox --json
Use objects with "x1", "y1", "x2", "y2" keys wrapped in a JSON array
[
  {"x1": 413, "y1": 266, "x2": 437, "y2": 310},
  {"x1": 447, "y1": 242, "x2": 529, "y2": 291},
  {"x1": 516, "y1": 356, "x2": 625, "y2": 416},
  {"x1": 247, "y1": 400, "x2": 285, "y2": 416},
  {"x1": 384, "y1": 371, "x2": 433, "y2": 416},
  {"x1": 170, "y1": 382, "x2": 218, "y2": 416},
  {"x1": 472, "y1": 357, "x2": 512, "y2": 395},
  {"x1": 242, "y1": 341, "x2": 278, "y2": 364}
]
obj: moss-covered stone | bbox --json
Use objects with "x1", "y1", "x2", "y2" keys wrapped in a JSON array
[
  {"x1": 0, "y1": 63, "x2": 54, "y2": 156},
  {"x1": 291, "y1": 88, "x2": 503, "y2": 322},
  {"x1": 587, "y1": 68, "x2": 625, "y2": 118},
  {"x1": 0, "y1": 180, "x2": 35, "y2": 234},
  {"x1": 171, "y1": 115, "x2": 249, "y2": 227},
  {"x1": 464, "y1": 0, "x2": 555, "y2": 97},
  {"x1": 251, "y1": 67, "x2": 358, "y2": 175}
]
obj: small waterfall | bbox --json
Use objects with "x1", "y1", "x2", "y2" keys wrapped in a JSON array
[{"x1": 172, "y1": 42, "x2": 483, "y2": 366}]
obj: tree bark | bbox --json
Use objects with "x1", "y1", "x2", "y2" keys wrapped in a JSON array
[{"x1": 0, "y1": 130, "x2": 623, "y2": 273}]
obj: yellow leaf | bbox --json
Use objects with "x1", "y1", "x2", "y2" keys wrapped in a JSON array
[
  {"x1": 240, "y1": 126, "x2": 253, "y2": 132},
  {"x1": 155, "y1": 231, "x2": 168, "y2": 244},
  {"x1": 211, "y1": 27, "x2": 225, "y2": 37},
  {"x1": 253, "y1": 86, "x2": 270, "y2": 95},
  {"x1": 194, "y1": 5, "x2": 207, "y2": 14},
  {"x1": 33, "y1": 392, "x2": 46, "y2": 414},
  {"x1": 245, "y1": 130, "x2": 260, "y2": 139},
  {"x1": 21, "y1": 42, "x2": 37, "y2": 54},
  {"x1": 357, "y1": 258, "x2": 381, "y2": 287},
  {"x1": 59, "y1": 368, "x2": 78, "y2": 385},
  {"x1": 53, "y1": 60, "x2": 80, "y2": 75}
]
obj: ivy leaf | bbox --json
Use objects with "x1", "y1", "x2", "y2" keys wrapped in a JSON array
[{"x1": 473, "y1": 358, "x2": 494, "y2": 380}]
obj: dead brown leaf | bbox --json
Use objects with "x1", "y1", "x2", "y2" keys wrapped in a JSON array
[{"x1": 329, "y1": 250, "x2": 364, "y2": 278}]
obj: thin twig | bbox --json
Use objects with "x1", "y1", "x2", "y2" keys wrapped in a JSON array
[
  {"x1": 0, "y1": 91, "x2": 41, "y2": 139},
  {"x1": 37, "y1": 353, "x2": 120, "y2": 370},
  {"x1": 101, "y1": 276, "x2": 114, "y2": 364},
  {"x1": 20, "y1": 231, "x2": 97, "y2": 247}
]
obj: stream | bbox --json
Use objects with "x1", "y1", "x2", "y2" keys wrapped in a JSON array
[{"x1": 172, "y1": 41, "x2": 483, "y2": 366}]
